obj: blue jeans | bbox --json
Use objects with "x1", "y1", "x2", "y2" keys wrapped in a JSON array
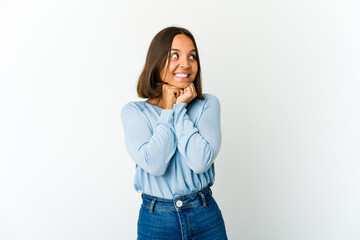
[{"x1": 137, "y1": 186, "x2": 227, "y2": 240}]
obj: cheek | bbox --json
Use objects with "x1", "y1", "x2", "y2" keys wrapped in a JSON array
[
  {"x1": 192, "y1": 64, "x2": 198, "y2": 76},
  {"x1": 168, "y1": 62, "x2": 177, "y2": 72},
  {"x1": 164, "y1": 72, "x2": 171, "y2": 81},
  {"x1": 161, "y1": 60, "x2": 171, "y2": 80},
  {"x1": 161, "y1": 67, "x2": 171, "y2": 81}
]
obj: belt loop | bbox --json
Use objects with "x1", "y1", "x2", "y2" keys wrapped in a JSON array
[
  {"x1": 149, "y1": 197, "x2": 156, "y2": 213},
  {"x1": 199, "y1": 192, "x2": 207, "y2": 208}
]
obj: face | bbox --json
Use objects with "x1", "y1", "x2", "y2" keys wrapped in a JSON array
[{"x1": 160, "y1": 34, "x2": 198, "y2": 89}]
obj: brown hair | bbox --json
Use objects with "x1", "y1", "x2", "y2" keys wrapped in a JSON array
[{"x1": 137, "y1": 26, "x2": 204, "y2": 100}]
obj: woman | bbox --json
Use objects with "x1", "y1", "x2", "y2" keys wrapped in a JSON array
[{"x1": 121, "y1": 26, "x2": 227, "y2": 240}]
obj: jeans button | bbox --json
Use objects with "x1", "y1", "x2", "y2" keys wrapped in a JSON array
[{"x1": 176, "y1": 200, "x2": 183, "y2": 207}]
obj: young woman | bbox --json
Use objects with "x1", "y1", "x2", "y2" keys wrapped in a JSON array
[{"x1": 121, "y1": 27, "x2": 227, "y2": 240}]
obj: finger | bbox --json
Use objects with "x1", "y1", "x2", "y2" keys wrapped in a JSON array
[
  {"x1": 186, "y1": 83, "x2": 197, "y2": 98},
  {"x1": 168, "y1": 87, "x2": 179, "y2": 97},
  {"x1": 183, "y1": 85, "x2": 191, "y2": 93},
  {"x1": 189, "y1": 82, "x2": 195, "y2": 91},
  {"x1": 162, "y1": 83, "x2": 169, "y2": 91},
  {"x1": 164, "y1": 84, "x2": 178, "y2": 93},
  {"x1": 171, "y1": 85, "x2": 180, "y2": 90},
  {"x1": 168, "y1": 86, "x2": 181, "y2": 93}
]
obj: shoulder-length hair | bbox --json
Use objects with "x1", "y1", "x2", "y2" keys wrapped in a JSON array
[{"x1": 137, "y1": 26, "x2": 204, "y2": 100}]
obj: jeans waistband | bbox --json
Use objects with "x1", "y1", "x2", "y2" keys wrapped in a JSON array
[{"x1": 141, "y1": 185, "x2": 213, "y2": 212}]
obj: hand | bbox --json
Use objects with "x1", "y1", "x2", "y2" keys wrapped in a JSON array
[
  {"x1": 161, "y1": 83, "x2": 181, "y2": 109},
  {"x1": 176, "y1": 82, "x2": 197, "y2": 104}
]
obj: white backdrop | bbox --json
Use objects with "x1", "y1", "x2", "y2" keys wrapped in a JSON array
[{"x1": 1, "y1": 0, "x2": 359, "y2": 239}]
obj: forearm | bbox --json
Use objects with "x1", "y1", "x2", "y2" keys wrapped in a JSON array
[
  {"x1": 173, "y1": 102, "x2": 221, "y2": 173},
  {"x1": 134, "y1": 125, "x2": 177, "y2": 176},
  {"x1": 122, "y1": 104, "x2": 177, "y2": 176}
]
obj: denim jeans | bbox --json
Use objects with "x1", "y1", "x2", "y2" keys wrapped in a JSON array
[{"x1": 137, "y1": 186, "x2": 227, "y2": 240}]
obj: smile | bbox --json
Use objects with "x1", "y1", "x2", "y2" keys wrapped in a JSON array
[{"x1": 174, "y1": 73, "x2": 190, "y2": 78}]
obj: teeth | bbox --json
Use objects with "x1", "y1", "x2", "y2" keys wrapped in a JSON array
[{"x1": 175, "y1": 74, "x2": 189, "y2": 77}]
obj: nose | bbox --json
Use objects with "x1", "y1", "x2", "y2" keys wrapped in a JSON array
[{"x1": 180, "y1": 57, "x2": 190, "y2": 69}]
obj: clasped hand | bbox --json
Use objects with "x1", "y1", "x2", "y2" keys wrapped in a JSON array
[{"x1": 162, "y1": 82, "x2": 197, "y2": 109}]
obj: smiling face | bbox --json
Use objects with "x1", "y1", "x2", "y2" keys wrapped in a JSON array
[{"x1": 160, "y1": 34, "x2": 198, "y2": 89}]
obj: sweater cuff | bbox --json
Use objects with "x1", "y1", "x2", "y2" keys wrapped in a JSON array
[
  {"x1": 157, "y1": 109, "x2": 175, "y2": 131},
  {"x1": 173, "y1": 103, "x2": 187, "y2": 114},
  {"x1": 173, "y1": 102, "x2": 198, "y2": 138}
]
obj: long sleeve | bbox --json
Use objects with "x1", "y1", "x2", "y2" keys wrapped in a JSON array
[
  {"x1": 121, "y1": 103, "x2": 177, "y2": 176},
  {"x1": 173, "y1": 95, "x2": 221, "y2": 174}
]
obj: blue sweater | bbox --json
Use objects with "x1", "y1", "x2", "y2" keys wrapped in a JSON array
[{"x1": 121, "y1": 93, "x2": 221, "y2": 199}]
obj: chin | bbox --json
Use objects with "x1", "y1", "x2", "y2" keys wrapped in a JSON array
[
  {"x1": 177, "y1": 83, "x2": 191, "y2": 89},
  {"x1": 171, "y1": 81, "x2": 192, "y2": 89}
]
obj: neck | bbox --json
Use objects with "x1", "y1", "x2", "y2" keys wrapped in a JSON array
[{"x1": 147, "y1": 97, "x2": 165, "y2": 109}]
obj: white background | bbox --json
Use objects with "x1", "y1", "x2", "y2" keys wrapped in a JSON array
[{"x1": 1, "y1": 0, "x2": 359, "y2": 239}]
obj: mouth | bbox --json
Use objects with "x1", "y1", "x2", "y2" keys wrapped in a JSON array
[{"x1": 174, "y1": 73, "x2": 191, "y2": 80}]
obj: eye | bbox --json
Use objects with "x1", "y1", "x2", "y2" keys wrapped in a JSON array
[
  {"x1": 189, "y1": 54, "x2": 197, "y2": 60},
  {"x1": 171, "y1": 53, "x2": 179, "y2": 58}
]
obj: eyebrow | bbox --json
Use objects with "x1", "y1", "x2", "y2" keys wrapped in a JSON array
[{"x1": 171, "y1": 48, "x2": 197, "y2": 52}]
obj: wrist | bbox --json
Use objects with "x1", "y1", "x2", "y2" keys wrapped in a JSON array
[{"x1": 163, "y1": 103, "x2": 174, "y2": 109}]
